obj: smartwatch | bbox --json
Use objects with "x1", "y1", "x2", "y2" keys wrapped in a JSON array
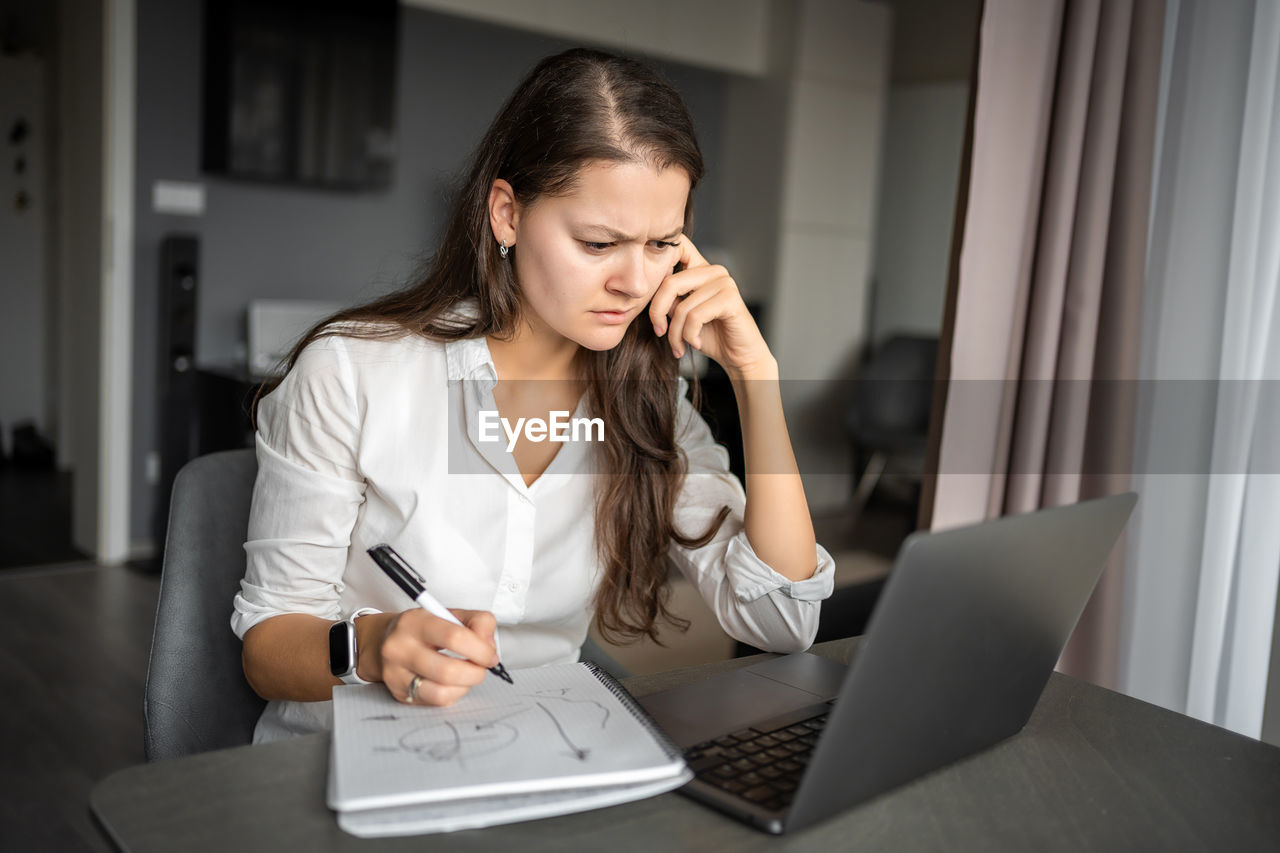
[{"x1": 329, "y1": 608, "x2": 380, "y2": 685}]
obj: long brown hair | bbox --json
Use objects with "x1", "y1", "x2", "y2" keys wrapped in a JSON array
[{"x1": 265, "y1": 48, "x2": 728, "y2": 644}]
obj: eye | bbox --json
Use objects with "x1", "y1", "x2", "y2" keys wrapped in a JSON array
[
  {"x1": 652, "y1": 240, "x2": 680, "y2": 250},
  {"x1": 582, "y1": 241, "x2": 614, "y2": 253}
]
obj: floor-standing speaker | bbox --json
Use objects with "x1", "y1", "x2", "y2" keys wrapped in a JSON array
[{"x1": 155, "y1": 234, "x2": 200, "y2": 564}]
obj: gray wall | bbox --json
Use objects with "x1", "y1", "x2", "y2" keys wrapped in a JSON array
[
  {"x1": 0, "y1": 54, "x2": 48, "y2": 458},
  {"x1": 0, "y1": 0, "x2": 60, "y2": 460},
  {"x1": 130, "y1": 0, "x2": 729, "y2": 548},
  {"x1": 869, "y1": 80, "x2": 968, "y2": 346},
  {"x1": 868, "y1": 0, "x2": 979, "y2": 348}
]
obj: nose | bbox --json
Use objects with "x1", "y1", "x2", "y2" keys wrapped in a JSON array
[{"x1": 606, "y1": 248, "x2": 650, "y2": 299}]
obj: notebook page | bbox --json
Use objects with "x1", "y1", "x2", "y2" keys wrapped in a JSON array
[{"x1": 330, "y1": 662, "x2": 684, "y2": 811}]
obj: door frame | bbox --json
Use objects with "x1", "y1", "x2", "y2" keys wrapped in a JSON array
[
  {"x1": 68, "y1": 0, "x2": 134, "y2": 564},
  {"x1": 99, "y1": 0, "x2": 134, "y2": 563}
]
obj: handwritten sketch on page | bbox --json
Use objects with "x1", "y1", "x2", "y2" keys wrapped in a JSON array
[
  {"x1": 330, "y1": 662, "x2": 685, "y2": 812},
  {"x1": 367, "y1": 687, "x2": 613, "y2": 766}
]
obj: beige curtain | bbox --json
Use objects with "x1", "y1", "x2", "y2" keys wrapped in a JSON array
[{"x1": 926, "y1": 0, "x2": 1165, "y2": 687}]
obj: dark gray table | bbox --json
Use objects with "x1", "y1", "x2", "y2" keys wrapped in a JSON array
[{"x1": 90, "y1": 639, "x2": 1280, "y2": 851}]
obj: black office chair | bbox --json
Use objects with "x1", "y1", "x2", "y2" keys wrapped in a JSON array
[
  {"x1": 846, "y1": 335, "x2": 938, "y2": 518},
  {"x1": 144, "y1": 449, "x2": 630, "y2": 760},
  {"x1": 145, "y1": 449, "x2": 265, "y2": 760}
]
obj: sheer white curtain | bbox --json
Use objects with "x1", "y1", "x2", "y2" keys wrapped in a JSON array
[{"x1": 1124, "y1": 0, "x2": 1280, "y2": 740}]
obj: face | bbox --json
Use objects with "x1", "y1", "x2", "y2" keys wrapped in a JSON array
[{"x1": 500, "y1": 160, "x2": 691, "y2": 352}]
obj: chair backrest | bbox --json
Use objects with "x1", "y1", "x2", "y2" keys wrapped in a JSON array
[
  {"x1": 145, "y1": 448, "x2": 265, "y2": 760},
  {"x1": 846, "y1": 335, "x2": 939, "y2": 446}
]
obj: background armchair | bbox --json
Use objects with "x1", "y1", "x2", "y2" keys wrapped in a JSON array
[{"x1": 846, "y1": 334, "x2": 939, "y2": 520}]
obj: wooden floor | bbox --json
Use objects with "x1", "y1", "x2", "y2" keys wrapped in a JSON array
[{"x1": 0, "y1": 562, "x2": 160, "y2": 851}]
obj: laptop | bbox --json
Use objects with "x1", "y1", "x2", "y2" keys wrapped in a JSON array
[{"x1": 637, "y1": 493, "x2": 1138, "y2": 834}]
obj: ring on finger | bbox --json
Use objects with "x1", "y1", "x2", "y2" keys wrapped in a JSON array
[{"x1": 407, "y1": 675, "x2": 423, "y2": 703}]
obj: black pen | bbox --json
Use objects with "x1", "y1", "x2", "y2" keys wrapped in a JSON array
[{"x1": 367, "y1": 544, "x2": 514, "y2": 684}]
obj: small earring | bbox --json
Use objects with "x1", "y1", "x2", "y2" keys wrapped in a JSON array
[{"x1": 499, "y1": 239, "x2": 509, "y2": 259}]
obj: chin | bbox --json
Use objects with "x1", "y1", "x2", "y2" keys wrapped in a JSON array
[
  {"x1": 571, "y1": 323, "x2": 632, "y2": 352},
  {"x1": 577, "y1": 333, "x2": 628, "y2": 352}
]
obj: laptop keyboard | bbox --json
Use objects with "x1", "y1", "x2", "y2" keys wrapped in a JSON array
[{"x1": 684, "y1": 713, "x2": 828, "y2": 812}]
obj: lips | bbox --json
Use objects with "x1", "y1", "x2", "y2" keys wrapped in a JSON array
[{"x1": 590, "y1": 308, "x2": 632, "y2": 325}]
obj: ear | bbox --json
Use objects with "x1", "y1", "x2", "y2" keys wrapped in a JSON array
[{"x1": 488, "y1": 179, "x2": 520, "y2": 248}]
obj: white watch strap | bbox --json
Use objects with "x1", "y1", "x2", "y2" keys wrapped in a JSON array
[{"x1": 339, "y1": 608, "x2": 382, "y2": 685}]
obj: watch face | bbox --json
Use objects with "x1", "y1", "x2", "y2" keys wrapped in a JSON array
[{"x1": 329, "y1": 620, "x2": 353, "y2": 677}]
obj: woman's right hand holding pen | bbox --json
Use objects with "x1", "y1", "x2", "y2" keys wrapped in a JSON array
[{"x1": 359, "y1": 608, "x2": 500, "y2": 706}]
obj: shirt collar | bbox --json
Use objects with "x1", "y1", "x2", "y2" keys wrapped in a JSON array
[
  {"x1": 444, "y1": 335, "x2": 496, "y2": 382},
  {"x1": 441, "y1": 299, "x2": 497, "y2": 383}
]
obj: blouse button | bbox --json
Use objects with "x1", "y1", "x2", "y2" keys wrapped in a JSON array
[{"x1": 505, "y1": 580, "x2": 520, "y2": 592}]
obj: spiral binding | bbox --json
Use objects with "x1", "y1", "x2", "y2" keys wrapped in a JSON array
[{"x1": 581, "y1": 662, "x2": 685, "y2": 763}]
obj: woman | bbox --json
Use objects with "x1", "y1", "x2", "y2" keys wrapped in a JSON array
[{"x1": 233, "y1": 47, "x2": 835, "y2": 742}]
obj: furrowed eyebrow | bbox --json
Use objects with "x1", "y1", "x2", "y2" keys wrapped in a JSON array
[{"x1": 579, "y1": 225, "x2": 684, "y2": 242}]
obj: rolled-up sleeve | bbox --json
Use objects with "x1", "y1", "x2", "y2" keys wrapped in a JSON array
[
  {"x1": 230, "y1": 337, "x2": 367, "y2": 640},
  {"x1": 667, "y1": 381, "x2": 835, "y2": 653}
]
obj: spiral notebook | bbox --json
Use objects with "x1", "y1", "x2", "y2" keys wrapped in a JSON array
[{"x1": 328, "y1": 661, "x2": 691, "y2": 836}]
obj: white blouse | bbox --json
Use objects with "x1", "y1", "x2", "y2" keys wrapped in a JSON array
[{"x1": 232, "y1": 327, "x2": 835, "y2": 741}]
